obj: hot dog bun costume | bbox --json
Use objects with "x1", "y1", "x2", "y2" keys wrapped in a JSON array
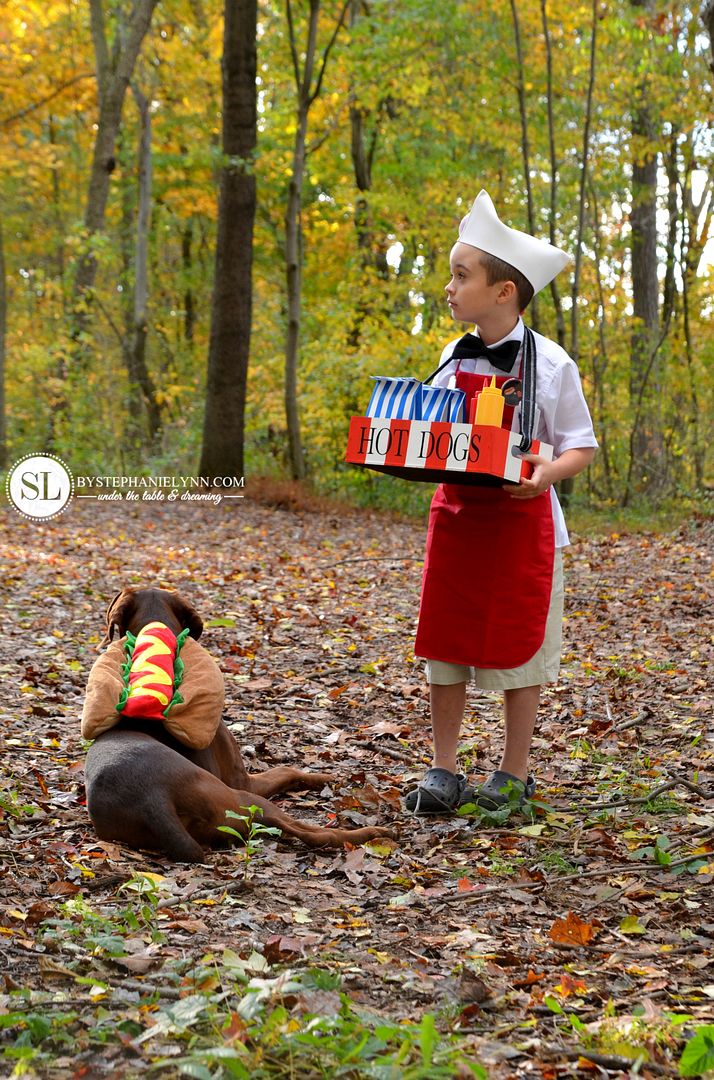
[
  {"x1": 415, "y1": 191, "x2": 596, "y2": 672},
  {"x1": 82, "y1": 621, "x2": 225, "y2": 750}
]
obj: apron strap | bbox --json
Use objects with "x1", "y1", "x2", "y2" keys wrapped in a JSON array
[
  {"x1": 518, "y1": 326, "x2": 537, "y2": 453},
  {"x1": 422, "y1": 353, "x2": 460, "y2": 386}
]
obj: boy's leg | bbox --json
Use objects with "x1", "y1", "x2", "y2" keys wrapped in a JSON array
[
  {"x1": 431, "y1": 681, "x2": 467, "y2": 774},
  {"x1": 499, "y1": 684, "x2": 541, "y2": 782},
  {"x1": 404, "y1": 664, "x2": 470, "y2": 813}
]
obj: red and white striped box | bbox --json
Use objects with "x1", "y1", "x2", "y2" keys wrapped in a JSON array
[{"x1": 345, "y1": 416, "x2": 553, "y2": 485}]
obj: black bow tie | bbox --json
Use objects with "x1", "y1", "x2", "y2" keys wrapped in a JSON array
[{"x1": 451, "y1": 333, "x2": 521, "y2": 373}]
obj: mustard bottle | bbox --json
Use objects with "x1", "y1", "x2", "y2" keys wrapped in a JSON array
[{"x1": 474, "y1": 375, "x2": 505, "y2": 427}]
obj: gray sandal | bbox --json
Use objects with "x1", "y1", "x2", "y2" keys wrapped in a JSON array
[
  {"x1": 474, "y1": 770, "x2": 536, "y2": 811},
  {"x1": 404, "y1": 768, "x2": 474, "y2": 815}
]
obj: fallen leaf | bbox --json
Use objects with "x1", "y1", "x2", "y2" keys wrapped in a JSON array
[
  {"x1": 549, "y1": 911, "x2": 597, "y2": 946},
  {"x1": 620, "y1": 915, "x2": 647, "y2": 935}
]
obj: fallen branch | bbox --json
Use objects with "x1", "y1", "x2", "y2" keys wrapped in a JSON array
[
  {"x1": 568, "y1": 1050, "x2": 666, "y2": 1074},
  {"x1": 363, "y1": 740, "x2": 413, "y2": 763},
  {"x1": 108, "y1": 977, "x2": 182, "y2": 1000},
  {"x1": 562, "y1": 778, "x2": 713, "y2": 811},
  {"x1": 613, "y1": 708, "x2": 652, "y2": 732}
]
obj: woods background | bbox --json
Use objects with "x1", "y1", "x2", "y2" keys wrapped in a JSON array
[{"x1": 1, "y1": 0, "x2": 712, "y2": 511}]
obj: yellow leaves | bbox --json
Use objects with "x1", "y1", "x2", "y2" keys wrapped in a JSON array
[
  {"x1": 154, "y1": 383, "x2": 191, "y2": 408},
  {"x1": 620, "y1": 915, "x2": 647, "y2": 935},
  {"x1": 552, "y1": 973, "x2": 590, "y2": 998}
]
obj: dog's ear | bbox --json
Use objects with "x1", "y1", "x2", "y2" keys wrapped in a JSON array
[
  {"x1": 167, "y1": 592, "x2": 203, "y2": 640},
  {"x1": 99, "y1": 589, "x2": 137, "y2": 648}
]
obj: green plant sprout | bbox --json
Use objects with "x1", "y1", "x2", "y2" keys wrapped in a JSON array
[{"x1": 218, "y1": 805, "x2": 282, "y2": 874}]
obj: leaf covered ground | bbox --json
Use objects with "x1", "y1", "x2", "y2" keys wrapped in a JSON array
[{"x1": 0, "y1": 495, "x2": 712, "y2": 1078}]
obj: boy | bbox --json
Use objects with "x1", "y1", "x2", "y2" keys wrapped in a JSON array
[{"x1": 405, "y1": 190, "x2": 597, "y2": 815}]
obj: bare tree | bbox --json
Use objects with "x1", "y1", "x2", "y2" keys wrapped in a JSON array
[
  {"x1": 625, "y1": 0, "x2": 662, "y2": 502},
  {"x1": 73, "y1": 0, "x2": 159, "y2": 334},
  {"x1": 569, "y1": 0, "x2": 598, "y2": 366},
  {"x1": 509, "y1": 0, "x2": 539, "y2": 332},
  {"x1": 346, "y1": 0, "x2": 393, "y2": 347},
  {"x1": 199, "y1": 0, "x2": 258, "y2": 479},
  {"x1": 283, "y1": 0, "x2": 350, "y2": 480},
  {"x1": 125, "y1": 83, "x2": 161, "y2": 446},
  {"x1": 540, "y1": 0, "x2": 565, "y2": 347},
  {"x1": 0, "y1": 215, "x2": 6, "y2": 468}
]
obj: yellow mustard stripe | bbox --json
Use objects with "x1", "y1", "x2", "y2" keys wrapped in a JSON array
[
  {"x1": 127, "y1": 686, "x2": 170, "y2": 706},
  {"x1": 133, "y1": 639, "x2": 172, "y2": 659},
  {"x1": 130, "y1": 664, "x2": 173, "y2": 688},
  {"x1": 132, "y1": 648, "x2": 173, "y2": 673}
]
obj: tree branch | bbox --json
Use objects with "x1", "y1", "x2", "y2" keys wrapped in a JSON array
[
  {"x1": 89, "y1": 0, "x2": 110, "y2": 94},
  {"x1": 309, "y1": 0, "x2": 350, "y2": 106},
  {"x1": 285, "y1": 0, "x2": 303, "y2": 93},
  {"x1": 0, "y1": 73, "x2": 95, "y2": 127}
]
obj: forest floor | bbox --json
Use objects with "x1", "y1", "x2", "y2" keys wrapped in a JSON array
[{"x1": 0, "y1": 493, "x2": 712, "y2": 1079}]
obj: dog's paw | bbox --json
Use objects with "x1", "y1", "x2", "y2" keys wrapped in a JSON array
[{"x1": 303, "y1": 772, "x2": 335, "y2": 790}]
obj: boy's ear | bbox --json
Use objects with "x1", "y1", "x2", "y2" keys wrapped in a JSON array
[{"x1": 496, "y1": 279, "x2": 519, "y2": 305}]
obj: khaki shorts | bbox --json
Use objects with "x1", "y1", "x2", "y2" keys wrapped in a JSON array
[{"x1": 424, "y1": 550, "x2": 564, "y2": 690}]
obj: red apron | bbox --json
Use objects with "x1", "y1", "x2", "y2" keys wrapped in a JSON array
[{"x1": 414, "y1": 367, "x2": 555, "y2": 670}]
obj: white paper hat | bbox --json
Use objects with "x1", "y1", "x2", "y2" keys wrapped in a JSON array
[{"x1": 458, "y1": 189, "x2": 571, "y2": 294}]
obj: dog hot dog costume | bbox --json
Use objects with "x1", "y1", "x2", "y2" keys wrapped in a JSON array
[
  {"x1": 116, "y1": 621, "x2": 187, "y2": 720},
  {"x1": 82, "y1": 621, "x2": 225, "y2": 750}
]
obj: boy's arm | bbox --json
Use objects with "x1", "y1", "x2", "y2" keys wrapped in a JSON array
[{"x1": 506, "y1": 447, "x2": 596, "y2": 500}]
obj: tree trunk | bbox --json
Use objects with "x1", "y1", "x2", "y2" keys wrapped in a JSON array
[
  {"x1": 625, "y1": 0, "x2": 662, "y2": 502},
  {"x1": 347, "y1": 5, "x2": 389, "y2": 349},
  {"x1": 626, "y1": 111, "x2": 661, "y2": 500},
  {"x1": 284, "y1": 106, "x2": 309, "y2": 480},
  {"x1": 540, "y1": 0, "x2": 565, "y2": 347},
  {"x1": 661, "y1": 135, "x2": 679, "y2": 332},
  {"x1": 199, "y1": 0, "x2": 257, "y2": 480},
  {"x1": 703, "y1": 0, "x2": 714, "y2": 77},
  {"x1": 509, "y1": 0, "x2": 538, "y2": 332},
  {"x1": 0, "y1": 215, "x2": 6, "y2": 469},
  {"x1": 129, "y1": 83, "x2": 162, "y2": 445},
  {"x1": 119, "y1": 129, "x2": 144, "y2": 446},
  {"x1": 569, "y1": 0, "x2": 597, "y2": 366},
  {"x1": 283, "y1": 0, "x2": 349, "y2": 480},
  {"x1": 182, "y1": 220, "x2": 195, "y2": 347},
  {"x1": 72, "y1": 0, "x2": 159, "y2": 336},
  {"x1": 48, "y1": 115, "x2": 66, "y2": 294},
  {"x1": 679, "y1": 144, "x2": 712, "y2": 490}
]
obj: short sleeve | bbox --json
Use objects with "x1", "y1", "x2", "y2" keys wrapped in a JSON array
[{"x1": 542, "y1": 360, "x2": 598, "y2": 456}]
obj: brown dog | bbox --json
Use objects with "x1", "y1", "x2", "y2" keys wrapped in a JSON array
[{"x1": 84, "y1": 587, "x2": 393, "y2": 862}]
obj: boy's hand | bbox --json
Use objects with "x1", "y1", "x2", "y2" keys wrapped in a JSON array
[
  {"x1": 505, "y1": 446, "x2": 596, "y2": 499},
  {"x1": 505, "y1": 453, "x2": 555, "y2": 499}
]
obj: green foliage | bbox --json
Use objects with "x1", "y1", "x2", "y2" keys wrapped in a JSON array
[
  {"x1": 158, "y1": 969, "x2": 488, "y2": 1079},
  {"x1": 0, "y1": 965, "x2": 487, "y2": 1079},
  {"x1": 217, "y1": 805, "x2": 283, "y2": 875},
  {"x1": 38, "y1": 885, "x2": 168, "y2": 956},
  {"x1": 0, "y1": 790, "x2": 42, "y2": 819},
  {"x1": 629, "y1": 835, "x2": 708, "y2": 875},
  {"x1": 679, "y1": 1025, "x2": 714, "y2": 1077}
]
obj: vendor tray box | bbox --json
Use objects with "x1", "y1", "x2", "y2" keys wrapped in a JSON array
[{"x1": 345, "y1": 416, "x2": 553, "y2": 486}]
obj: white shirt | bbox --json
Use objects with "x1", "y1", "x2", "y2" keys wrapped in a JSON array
[{"x1": 433, "y1": 317, "x2": 598, "y2": 547}]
